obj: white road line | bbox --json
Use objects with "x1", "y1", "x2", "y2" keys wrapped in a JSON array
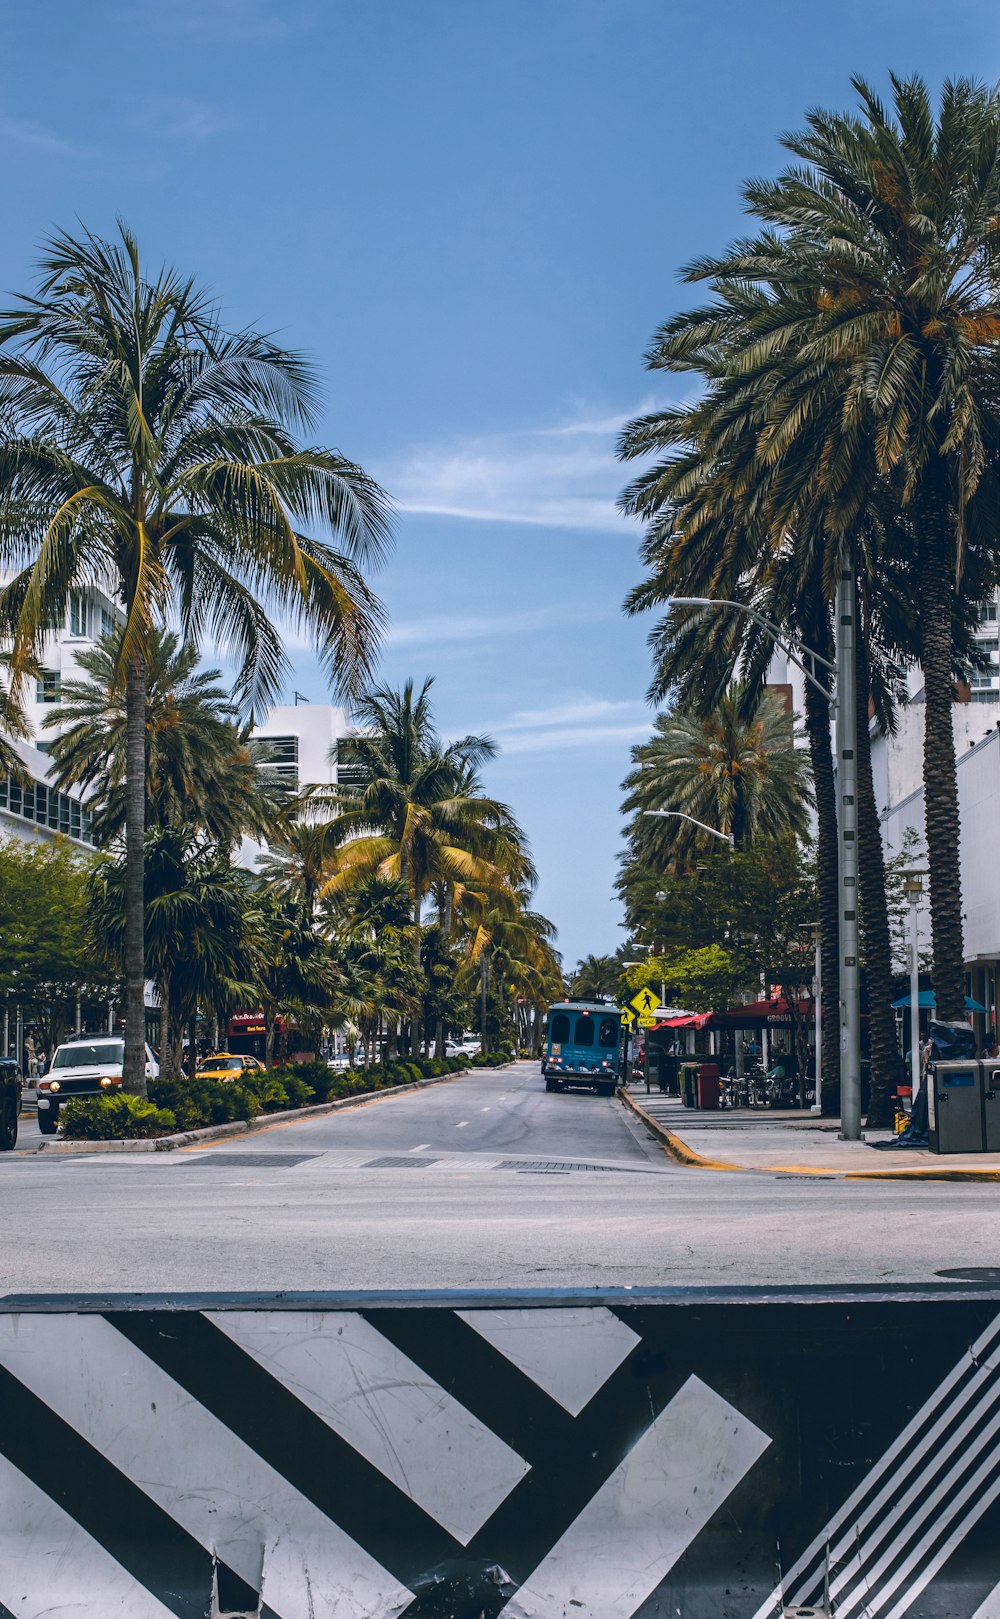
[
  {"x1": 456, "y1": 1121, "x2": 469, "y2": 1128},
  {"x1": 481, "y1": 1107, "x2": 491, "y2": 1112},
  {"x1": 500, "y1": 1374, "x2": 769, "y2": 1619},
  {"x1": 0, "y1": 1451, "x2": 177, "y2": 1618},
  {"x1": 0, "y1": 1315, "x2": 413, "y2": 1619},
  {"x1": 409, "y1": 1144, "x2": 430, "y2": 1152},
  {"x1": 209, "y1": 1311, "x2": 529, "y2": 1545}
]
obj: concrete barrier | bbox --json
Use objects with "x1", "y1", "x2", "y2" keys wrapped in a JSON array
[{"x1": 2, "y1": 1285, "x2": 1000, "y2": 1617}]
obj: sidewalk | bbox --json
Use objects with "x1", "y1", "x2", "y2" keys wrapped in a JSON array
[{"x1": 621, "y1": 1085, "x2": 1000, "y2": 1180}]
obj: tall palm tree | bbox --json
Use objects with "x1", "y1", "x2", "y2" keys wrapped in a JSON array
[
  {"x1": 0, "y1": 223, "x2": 390, "y2": 1091},
  {"x1": 630, "y1": 76, "x2": 1000, "y2": 1019},
  {"x1": 45, "y1": 627, "x2": 288, "y2": 844},
  {"x1": 622, "y1": 686, "x2": 811, "y2": 866},
  {"x1": 570, "y1": 954, "x2": 624, "y2": 1000},
  {"x1": 320, "y1": 679, "x2": 532, "y2": 952}
]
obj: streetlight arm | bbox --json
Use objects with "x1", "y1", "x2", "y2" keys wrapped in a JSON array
[
  {"x1": 669, "y1": 596, "x2": 838, "y2": 703},
  {"x1": 642, "y1": 809, "x2": 735, "y2": 847}
]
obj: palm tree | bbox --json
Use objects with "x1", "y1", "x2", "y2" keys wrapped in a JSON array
[
  {"x1": 622, "y1": 687, "x2": 811, "y2": 866},
  {"x1": 570, "y1": 954, "x2": 624, "y2": 1000},
  {"x1": 0, "y1": 223, "x2": 390, "y2": 1092},
  {"x1": 631, "y1": 76, "x2": 1000, "y2": 1019},
  {"x1": 45, "y1": 627, "x2": 288, "y2": 844},
  {"x1": 320, "y1": 679, "x2": 532, "y2": 955}
]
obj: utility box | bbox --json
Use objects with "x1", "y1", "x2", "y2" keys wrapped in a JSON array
[
  {"x1": 928, "y1": 1060, "x2": 987, "y2": 1154},
  {"x1": 680, "y1": 1062, "x2": 699, "y2": 1108},
  {"x1": 982, "y1": 1063, "x2": 1000, "y2": 1152},
  {"x1": 696, "y1": 1062, "x2": 721, "y2": 1110}
]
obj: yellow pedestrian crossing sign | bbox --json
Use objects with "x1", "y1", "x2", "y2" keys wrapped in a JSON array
[
  {"x1": 619, "y1": 1005, "x2": 637, "y2": 1029},
  {"x1": 628, "y1": 986, "x2": 658, "y2": 1019},
  {"x1": 638, "y1": 1014, "x2": 658, "y2": 1029}
]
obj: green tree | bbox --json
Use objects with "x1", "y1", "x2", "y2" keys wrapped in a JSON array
[
  {"x1": 0, "y1": 223, "x2": 390, "y2": 1092},
  {"x1": 629, "y1": 75, "x2": 1000, "y2": 1020},
  {"x1": 0, "y1": 836, "x2": 113, "y2": 1054},
  {"x1": 569, "y1": 954, "x2": 624, "y2": 1000}
]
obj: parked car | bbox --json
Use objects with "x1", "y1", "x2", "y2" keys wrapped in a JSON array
[
  {"x1": 326, "y1": 1053, "x2": 352, "y2": 1071},
  {"x1": 37, "y1": 1035, "x2": 159, "y2": 1135},
  {"x1": 0, "y1": 1059, "x2": 22, "y2": 1150},
  {"x1": 195, "y1": 1052, "x2": 266, "y2": 1083},
  {"x1": 446, "y1": 1037, "x2": 481, "y2": 1059}
]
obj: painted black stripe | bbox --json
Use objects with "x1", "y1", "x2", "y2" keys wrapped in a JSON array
[
  {"x1": 0, "y1": 1360, "x2": 213, "y2": 1616},
  {"x1": 364, "y1": 1308, "x2": 691, "y2": 1583},
  {"x1": 106, "y1": 1310, "x2": 458, "y2": 1588}
]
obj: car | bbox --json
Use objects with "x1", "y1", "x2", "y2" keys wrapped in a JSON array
[
  {"x1": 0, "y1": 1059, "x2": 22, "y2": 1150},
  {"x1": 37, "y1": 1035, "x2": 159, "y2": 1134},
  {"x1": 195, "y1": 1052, "x2": 266, "y2": 1083},
  {"x1": 326, "y1": 1053, "x2": 352, "y2": 1071},
  {"x1": 445, "y1": 1037, "x2": 481, "y2": 1058}
]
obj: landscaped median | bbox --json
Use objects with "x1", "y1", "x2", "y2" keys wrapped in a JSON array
[{"x1": 50, "y1": 1051, "x2": 512, "y2": 1147}]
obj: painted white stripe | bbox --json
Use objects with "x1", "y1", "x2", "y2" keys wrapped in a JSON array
[
  {"x1": 208, "y1": 1309, "x2": 529, "y2": 1544},
  {"x1": 459, "y1": 1306, "x2": 640, "y2": 1416},
  {"x1": 972, "y1": 1577, "x2": 1000, "y2": 1618},
  {"x1": 500, "y1": 1374, "x2": 770, "y2": 1619},
  {"x1": 0, "y1": 1450, "x2": 176, "y2": 1618},
  {"x1": 874, "y1": 1437, "x2": 1000, "y2": 1619},
  {"x1": 828, "y1": 1375, "x2": 1000, "y2": 1616},
  {"x1": 0, "y1": 1316, "x2": 413, "y2": 1619},
  {"x1": 754, "y1": 1311, "x2": 1000, "y2": 1619},
  {"x1": 456, "y1": 1120, "x2": 469, "y2": 1127},
  {"x1": 409, "y1": 1144, "x2": 430, "y2": 1151}
]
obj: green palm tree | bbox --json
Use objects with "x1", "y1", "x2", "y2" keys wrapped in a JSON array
[
  {"x1": 0, "y1": 223, "x2": 390, "y2": 1091},
  {"x1": 631, "y1": 75, "x2": 1000, "y2": 1019},
  {"x1": 44, "y1": 627, "x2": 288, "y2": 844},
  {"x1": 623, "y1": 687, "x2": 811, "y2": 866},
  {"x1": 320, "y1": 679, "x2": 532, "y2": 950},
  {"x1": 570, "y1": 954, "x2": 624, "y2": 1000}
]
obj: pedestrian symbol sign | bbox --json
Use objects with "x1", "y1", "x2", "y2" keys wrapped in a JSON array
[
  {"x1": 619, "y1": 1005, "x2": 637, "y2": 1029},
  {"x1": 628, "y1": 987, "x2": 658, "y2": 1018}
]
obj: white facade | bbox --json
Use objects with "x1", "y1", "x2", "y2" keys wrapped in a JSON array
[{"x1": 251, "y1": 701, "x2": 355, "y2": 793}]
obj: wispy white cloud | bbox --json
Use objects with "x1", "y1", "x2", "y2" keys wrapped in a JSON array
[
  {"x1": 386, "y1": 603, "x2": 608, "y2": 649},
  {"x1": 126, "y1": 97, "x2": 235, "y2": 144},
  {"x1": 381, "y1": 398, "x2": 672, "y2": 534},
  {"x1": 140, "y1": 0, "x2": 310, "y2": 41},
  {"x1": 489, "y1": 695, "x2": 650, "y2": 755},
  {"x1": 0, "y1": 116, "x2": 90, "y2": 160}
]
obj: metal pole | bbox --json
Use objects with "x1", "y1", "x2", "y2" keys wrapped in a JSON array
[
  {"x1": 910, "y1": 891, "x2": 922, "y2": 1102},
  {"x1": 812, "y1": 931, "x2": 823, "y2": 1113},
  {"x1": 836, "y1": 558, "x2": 863, "y2": 1139}
]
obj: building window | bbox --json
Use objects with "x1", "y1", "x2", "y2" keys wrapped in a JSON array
[
  {"x1": 36, "y1": 672, "x2": 61, "y2": 704},
  {"x1": 101, "y1": 606, "x2": 116, "y2": 637},
  {"x1": 69, "y1": 591, "x2": 91, "y2": 637},
  {"x1": 262, "y1": 735, "x2": 299, "y2": 789}
]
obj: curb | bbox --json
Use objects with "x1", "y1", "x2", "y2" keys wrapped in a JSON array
[
  {"x1": 619, "y1": 1089, "x2": 1000, "y2": 1181},
  {"x1": 618, "y1": 1088, "x2": 741, "y2": 1171},
  {"x1": 33, "y1": 1069, "x2": 471, "y2": 1155}
]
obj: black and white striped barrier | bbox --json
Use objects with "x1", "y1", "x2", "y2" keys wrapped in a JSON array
[{"x1": 2, "y1": 1286, "x2": 1000, "y2": 1618}]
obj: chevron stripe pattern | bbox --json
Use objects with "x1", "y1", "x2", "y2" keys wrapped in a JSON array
[{"x1": 1, "y1": 1298, "x2": 1000, "y2": 1618}]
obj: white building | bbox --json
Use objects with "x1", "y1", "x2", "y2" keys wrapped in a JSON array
[{"x1": 251, "y1": 701, "x2": 357, "y2": 794}]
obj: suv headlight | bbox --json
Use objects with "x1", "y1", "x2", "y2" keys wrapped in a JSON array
[
  {"x1": 99, "y1": 1075, "x2": 118, "y2": 1088},
  {"x1": 48, "y1": 1080, "x2": 60, "y2": 1092}
]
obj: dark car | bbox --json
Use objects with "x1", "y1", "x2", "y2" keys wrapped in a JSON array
[{"x1": 0, "y1": 1059, "x2": 22, "y2": 1151}]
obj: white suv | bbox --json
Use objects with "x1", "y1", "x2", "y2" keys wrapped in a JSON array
[{"x1": 37, "y1": 1036, "x2": 159, "y2": 1135}]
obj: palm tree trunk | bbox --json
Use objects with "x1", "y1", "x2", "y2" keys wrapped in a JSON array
[
  {"x1": 480, "y1": 950, "x2": 490, "y2": 1051},
  {"x1": 803, "y1": 673, "x2": 840, "y2": 1110},
  {"x1": 920, "y1": 522, "x2": 966, "y2": 1021},
  {"x1": 123, "y1": 652, "x2": 147, "y2": 1097},
  {"x1": 854, "y1": 613, "x2": 899, "y2": 1129}
]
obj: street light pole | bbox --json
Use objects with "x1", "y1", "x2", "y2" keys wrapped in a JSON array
[
  {"x1": 642, "y1": 809, "x2": 735, "y2": 846},
  {"x1": 835, "y1": 558, "x2": 862, "y2": 1140}
]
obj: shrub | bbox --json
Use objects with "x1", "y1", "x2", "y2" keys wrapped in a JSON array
[{"x1": 60, "y1": 1095, "x2": 177, "y2": 1140}]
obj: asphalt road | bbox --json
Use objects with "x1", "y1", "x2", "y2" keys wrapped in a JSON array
[{"x1": 3, "y1": 1062, "x2": 1000, "y2": 1295}]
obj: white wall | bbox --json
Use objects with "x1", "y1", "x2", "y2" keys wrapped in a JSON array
[{"x1": 253, "y1": 703, "x2": 354, "y2": 790}]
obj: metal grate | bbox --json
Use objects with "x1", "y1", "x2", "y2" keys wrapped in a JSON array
[
  {"x1": 182, "y1": 1153, "x2": 319, "y2": 1169},
  {"x1": 496, "y1": 1159, "x2": 620, "y2": 1173},
  {"x1": 362, "y1": 1156, "x2": 440, "y2": 1169}
]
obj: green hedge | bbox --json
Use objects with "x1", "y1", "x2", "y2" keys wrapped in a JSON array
[{"x1": 55, "y1": 1051, "x2": 472, "y2": 1140}]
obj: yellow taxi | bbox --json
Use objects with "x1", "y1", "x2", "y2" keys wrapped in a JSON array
[{"x1": 194, "y1": 1052, "x2": 266, "y2": 1083}]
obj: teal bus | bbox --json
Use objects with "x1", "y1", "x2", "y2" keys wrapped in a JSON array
[{"x1": 542, "y1": 998, "x2": 622, "y2": 1096}]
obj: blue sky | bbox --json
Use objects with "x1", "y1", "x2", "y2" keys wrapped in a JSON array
[{"x1": 1, "y1": 0, "x2": 998, "y2": 965}]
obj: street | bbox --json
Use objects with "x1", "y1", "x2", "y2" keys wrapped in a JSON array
[{"x1": 4, "y1": 1062, "x2": 1000, "y2": 1296}]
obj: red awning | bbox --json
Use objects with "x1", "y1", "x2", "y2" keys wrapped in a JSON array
[
  {"x1": 707, "y1": 997, "x2": 812, "y2": 1029},
  {"x1": 652, "y1": 1013, "x2": 712, "y2": 1030}
]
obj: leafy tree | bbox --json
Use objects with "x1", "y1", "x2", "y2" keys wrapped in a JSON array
[
  {"x1": 569, "y1": 954, "x2": 624, "y2": 1000},
  {"x1": 0, "y1": 836, "x2": 113, "y2": 1054},
  {"x1": 0, "y1": 223, "x2": 390, "y2": 1092}
]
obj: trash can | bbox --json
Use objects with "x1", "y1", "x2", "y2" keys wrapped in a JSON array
[
  {"x1": 680, "y1": 1062, "x2": 699, "y2": 1108},
  {"x1": 982, "y1": 1063, "x2": 1000, "y2": 1152},
  {"x1": 696, "y1": 1063, "x2": 721, "y2": 1110},
  {"x1": 928, "y1": 1059, "x2": 987, "y2": 1154}
]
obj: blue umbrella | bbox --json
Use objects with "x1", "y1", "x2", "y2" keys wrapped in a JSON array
[{"x1": 891, "y1": 990, "x2": 987, "y2": 1012}]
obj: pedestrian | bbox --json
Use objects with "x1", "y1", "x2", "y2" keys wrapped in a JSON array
[{"x1": 23, "y1": 1032, "x2": 37, "y2": 1079}]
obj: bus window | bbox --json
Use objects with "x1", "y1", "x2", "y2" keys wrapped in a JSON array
[
  {"x1": 550, "y1": 1013, "x2": 571, "y2": 1044},
  {"x1": 598, "y1": 1016, "x2": 619, "y2": 1048},
  {"x1": 574, "y1": 1014, "x2": 595, "y2": 1047}
]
